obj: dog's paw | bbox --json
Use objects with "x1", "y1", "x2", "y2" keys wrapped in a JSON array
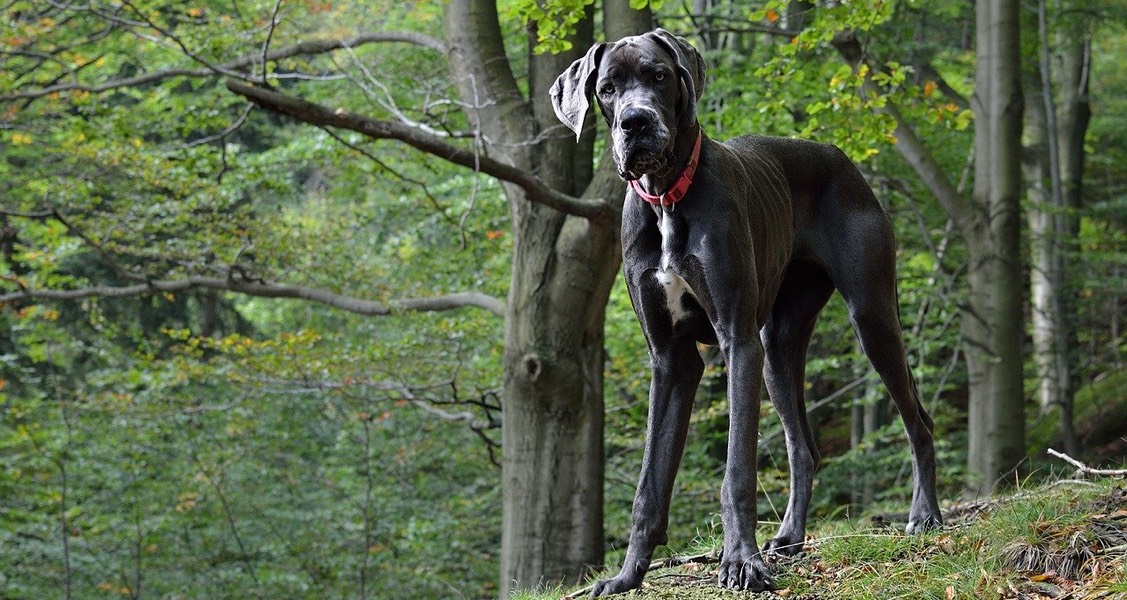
[
  {"x1": 590, "y1": 572, "x2": 642, "y2": 597},
  {"x1": 905, "y1": 513, "x2": 943, "y2": 535},
  {"x1": 717, "y1": 550, "x2": 774, "y2": 592},
  {"x1": 762, "y1": 534, "x2": 805, "y2": 557}
]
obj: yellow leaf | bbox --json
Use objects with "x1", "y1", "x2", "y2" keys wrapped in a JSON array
[
  {"x1": 765, "y1": 8, "x2": 779, "y2": 22},
  {"x1": 176, "y1": 492, "x2": 198, "y2": 513},
  {"x1": 11, "y1": 132, "x2": 31, "y2": 145},
  {"x1": 186, "y1": 7, "x2": 204, "y2": 17},
  {"x1": 923, "y1": 80, "x2": 938, "y2": 96}
]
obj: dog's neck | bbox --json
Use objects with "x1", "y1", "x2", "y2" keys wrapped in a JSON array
[{"x1": 631, "y1": 122, "x2": 703, "y2": 207}]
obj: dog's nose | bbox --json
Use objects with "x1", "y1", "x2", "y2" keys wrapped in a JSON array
[{"x1": 619, "y1": 107, "x2": 652, "y2": 134}]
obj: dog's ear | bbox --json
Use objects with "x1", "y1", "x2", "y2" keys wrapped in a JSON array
[
  {"x1": 649, "y1": 29, "x2": 706, "y2": 121},
  {"x1": 550, "y1": 42, "x2": 607, "y2": 141}
]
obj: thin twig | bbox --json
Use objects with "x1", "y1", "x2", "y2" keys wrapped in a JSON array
[
  {"x1": 761, "y1": 376, "x2": 869, "y2": 445},
  {"x1": 186, "y1": 103, "x2": 254, "y2": 147},
  {"x1": 261, "y1": 0, "x2": 285, "y2": 85},
  {"x1": 118, "y1": 0, "x2": 250, "y2": 81},
  {"x1": 563, "y1": 551, "x2": 720, "y2": 599}
]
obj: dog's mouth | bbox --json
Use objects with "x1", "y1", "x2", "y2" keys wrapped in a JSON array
[{"x1": 615, "y1": 138, "x2": 674, "y2": 181}]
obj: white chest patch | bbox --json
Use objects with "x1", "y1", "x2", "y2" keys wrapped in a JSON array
[{"x1": 654, "y1": 210, "x2": 698, "y2": 323}]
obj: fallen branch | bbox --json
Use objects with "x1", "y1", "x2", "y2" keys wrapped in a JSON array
[
  {"x1": 563, "y1": 551, "x2": 719, "y2": 599},
  {"x1": 1047, "y1": 448, "x2": 1127, "y2": 478}
]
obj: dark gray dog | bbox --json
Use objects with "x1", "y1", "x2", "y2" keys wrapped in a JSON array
[{"x1": 550, "y1": 29, "x2": 943, "y2": 596}]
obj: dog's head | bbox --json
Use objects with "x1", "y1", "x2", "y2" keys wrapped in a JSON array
[{"x1": 550, "y1": 29, "x2": 706, "y2": 181}]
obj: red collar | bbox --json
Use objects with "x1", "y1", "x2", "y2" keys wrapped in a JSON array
[{"x1": 628, "y1": 130, "x2": 703, "y2": 208}]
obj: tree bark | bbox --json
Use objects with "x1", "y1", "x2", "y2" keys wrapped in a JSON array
[
  {"x1": 442, "y1": 1, "x2": 649, "y2": 594},
  {"x1": 1024, "y1": 57, "x2": 1066, "y2": 423},
  {"x1": 964, "y1": 0, "x2": 1026, "y2": 496},
  {"x1": 1051, "y1": 26, "x2": 1089, "y2": 453}
]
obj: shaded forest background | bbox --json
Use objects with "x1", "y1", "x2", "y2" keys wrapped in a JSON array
[{"x1": 1, "y1": 0, "x2": 1125, "y2": 598}]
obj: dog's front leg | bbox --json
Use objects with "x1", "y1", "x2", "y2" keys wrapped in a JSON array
[
  {"x1": 717, "y1": 337, "x2": 775, "y2": 592},
  {"x1": 592, "y1": 338, "x2": 703, "y2": 597}
]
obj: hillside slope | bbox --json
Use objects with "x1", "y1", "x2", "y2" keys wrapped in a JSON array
[{"x1": 543, "y1": 478, "x2": 1127, "y2": 600}]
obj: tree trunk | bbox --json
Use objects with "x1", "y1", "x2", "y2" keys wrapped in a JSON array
[
  {"x1": 1022, "y1": 0, "x2": 1089, "y2": 455},
  {"x1": 1048, "y1": 7, "x2": 1090, "y2": 452},
  {"x1": 832, "y1": 0, "x2": 1027, "y2": 497},
  {"x1": 850, "y1": 363, "x2": 887, "y2": 508},
  {"x1": 964, "y1": 0, "x2": 1026, "y2": 496},
  {"x1": 444, "y1": 1, "x2": 649, "y2": 594}
]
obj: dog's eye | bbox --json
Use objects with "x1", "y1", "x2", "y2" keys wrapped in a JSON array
[
  {"x1": 655, "y1": 72, "x2": 666, "y2": 82},
  {"x1": 600, "y1": 83, "x2": 615, "y2": 95}
]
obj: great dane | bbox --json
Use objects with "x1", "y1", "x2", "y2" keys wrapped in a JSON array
[{"x1": 550, "y1": 29, "x2": 943, "y2": 595}]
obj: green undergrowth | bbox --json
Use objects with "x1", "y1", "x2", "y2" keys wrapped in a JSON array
[
  {"x1": 1027, "y1": 368, "x2": 1127, "y2": 459},
  {"x1": 520, "y1": 478, "x2": 1127, "y2": 600}
]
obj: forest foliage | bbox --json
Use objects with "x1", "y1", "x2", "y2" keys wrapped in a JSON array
[{"x1": 1, "y1": 0, "x2": 1125, "y2": 598}]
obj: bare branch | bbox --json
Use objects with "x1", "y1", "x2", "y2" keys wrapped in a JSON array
[
  {"x1": 1047, "y1": 448, "x2": 1127, "y2": 478},
  {"x1": 1, "y1": 31, "x2": 447, "y2": 102},
  {"x1": 0, "y1": 276, "x2": 506, "y2": 318},
  {"x1": 3, "y1": 207, "x2": 504, "y2": 316},
  {"x1": 227, "y1": 81, "x2": 614, "y2": 221},
  {"x1": 245, "y1": 374, "x2": 502, "y2": 465}
]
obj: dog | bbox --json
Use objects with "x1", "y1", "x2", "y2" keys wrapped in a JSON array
[{"x1": 550, "y1": 29, "x2": 943, "y2": 596}]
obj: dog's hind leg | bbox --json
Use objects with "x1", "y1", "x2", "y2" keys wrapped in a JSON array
[
  {"x1": 760, "y1": 262, "x2": 835, "y2": 556},
  {"x1": 830, "y1": 217, "x2": 944, "y2": 534}
]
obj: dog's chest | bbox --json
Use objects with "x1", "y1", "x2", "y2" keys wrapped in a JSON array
[{"x1": 653, "y1": 210, "x2": 699, "y2": 323}]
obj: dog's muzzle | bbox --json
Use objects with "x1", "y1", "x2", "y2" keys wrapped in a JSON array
[{"x1": 613, "y1": 106, "x2": 672, "y2": 180}]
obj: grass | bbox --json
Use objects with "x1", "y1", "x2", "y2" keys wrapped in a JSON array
[{"x1": 523, "y1": 478, "x2": 1127, "y2": 600}]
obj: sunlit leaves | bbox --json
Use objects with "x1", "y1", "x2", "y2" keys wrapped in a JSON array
[{"x1": 510, "y1": 0, "x2": 662, "y2": 53}]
